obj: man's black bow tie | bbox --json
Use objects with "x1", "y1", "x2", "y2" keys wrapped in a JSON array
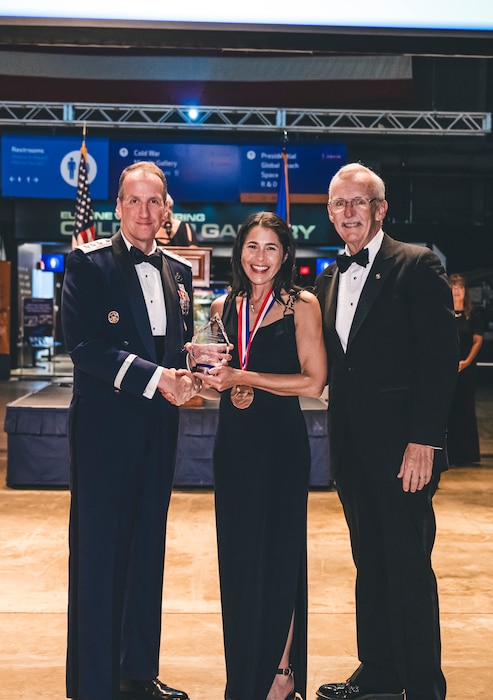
[
  {"x1": 336, "y1": 248, "x2": 369, "y2": 273},
  {"x1": 130, "y1": 246, "x2": 162, "y2": 271}
]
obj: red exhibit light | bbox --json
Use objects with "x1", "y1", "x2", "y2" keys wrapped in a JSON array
[{"x1": 299, "y1": 265, "x2": 311, "y2": 276}]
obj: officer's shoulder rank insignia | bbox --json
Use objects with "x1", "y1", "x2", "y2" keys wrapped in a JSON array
[
  {"x1": 79, "y1": 238, "x2": 112, "y2": 254},
  {"x1": 159, "y1": 247, "x2": 192, "y2": 267}
]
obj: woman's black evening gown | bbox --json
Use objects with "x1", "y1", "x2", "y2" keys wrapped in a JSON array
[
  {"x1": 448, "y1": 307, "x2": 484, "y2": 465},
  {"x1": 214, "y1": 297, "x2": 310, "y2": 700}
]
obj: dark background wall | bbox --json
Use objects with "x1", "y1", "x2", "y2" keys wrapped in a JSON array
[{"x1": 1, "y1": 21, "x2": 493, "y2": 366}]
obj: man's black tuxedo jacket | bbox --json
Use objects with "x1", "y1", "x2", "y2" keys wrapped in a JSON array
[{"x1": 315, "y1": 233, "x2": 458, "y2": 480}]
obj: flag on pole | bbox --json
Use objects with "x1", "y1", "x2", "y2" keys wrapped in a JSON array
[
  {"x1": 275, "y1": 149, "x2": 290, "y2": 226},
  {"x1": 73, "y1": 136, "x2": 96, "y2": 248}
]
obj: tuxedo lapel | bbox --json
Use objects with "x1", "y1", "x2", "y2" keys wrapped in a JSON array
[
  {"x1": 322, "y1": 265, "x2": 345, "y2": 360},
  {"x1": 111, "y1": 231, "x2": 156, "y2": 360},
  {"x1": 160, "y1": 254, "x2": 181, "y2": 357}
]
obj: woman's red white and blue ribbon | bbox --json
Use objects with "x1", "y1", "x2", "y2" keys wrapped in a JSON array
[{"x1": 237, "y1": 291, "x2": 276, "y2": 370}]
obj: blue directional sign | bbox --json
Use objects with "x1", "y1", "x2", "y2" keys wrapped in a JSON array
[
  {"x1": 1, "y1": 135, "x2": 109, "y2": 199},
  {"x1": 110, "y1": 141, "x2": 240, "y2": 202},
  {"x1": 109, "y1": 140, "x2": 345, "y2": 202},
  {"x1": 2, "y1": 135, "x2": 345, "y2": 203},
  {"x1": 240, "y1": 144, "x2": 346, "y2": 195}
]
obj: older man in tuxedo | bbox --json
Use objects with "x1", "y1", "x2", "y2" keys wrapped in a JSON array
[
  {"x1": 62, "y1": 162, "x2": 202, "y2": 700},
  {"x1": 314, "y1": 163, "x2": 458, "y2": 700}
]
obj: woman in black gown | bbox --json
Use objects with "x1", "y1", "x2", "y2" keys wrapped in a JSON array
[
  {"x1": 156, "y1": 193, "x2": 199, "y2": 246},
  {"x1": 448, "y1": 273, "x2": 484, "y2": 465},
  {"x1": 202, "y1": 212, "x2": 326, "y2": 700}
]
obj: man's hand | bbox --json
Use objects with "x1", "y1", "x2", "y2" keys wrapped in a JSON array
[
  {"x1": 397, "y1": 442, "x2": 434, "y2": 493},
  {"x1": 157, "y1": 368, "x2": 202, "y2": 406}
]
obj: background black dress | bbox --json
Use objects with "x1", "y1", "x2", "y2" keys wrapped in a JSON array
[
  {"x1": 447, "y1": 306, "x2": 485, "y2": 465},
  {"x1": 214, "y1": 297, "x2": 310, "y2": 700},
  {"x1": 157, "y1": 220, "x2": 199, "y2": 246}
]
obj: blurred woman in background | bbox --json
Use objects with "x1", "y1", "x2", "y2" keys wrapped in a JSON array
[{"x1": 448, "y1": 273, "x2": 485, "y2": 465}]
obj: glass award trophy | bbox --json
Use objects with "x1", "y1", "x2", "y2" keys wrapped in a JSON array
[{"x1": 188, "y1": 313, "x2": 231, "y2": 374}]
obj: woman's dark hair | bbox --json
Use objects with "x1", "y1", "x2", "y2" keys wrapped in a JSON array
[
  {"x1": 449, "y1": 272, "x2": 473, "y2": 319},
  {"x1": 229, "y1": 211, "x2": 297, "y2": 302}
]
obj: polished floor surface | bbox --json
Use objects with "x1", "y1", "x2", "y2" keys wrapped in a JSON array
[{"x1": 0, "y1": 372, "x2": 492, "y2": 700}]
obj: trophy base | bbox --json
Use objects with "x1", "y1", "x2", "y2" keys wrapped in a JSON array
[{"x1": 183, "y1": 395, "x2": 204, "y2": 407}]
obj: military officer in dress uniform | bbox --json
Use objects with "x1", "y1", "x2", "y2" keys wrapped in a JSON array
[{"x1": 62, "y1": 161, "x2": 202, "y2": 700}]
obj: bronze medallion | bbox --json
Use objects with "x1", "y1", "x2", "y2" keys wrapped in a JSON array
[{"x1": 230, "y1": 385, "x2": 254, "y2": 409}]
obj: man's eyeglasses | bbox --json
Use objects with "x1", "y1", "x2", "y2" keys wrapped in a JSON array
[{"x1": 328, "y1": 197, "x2": 378, "y2": 212}]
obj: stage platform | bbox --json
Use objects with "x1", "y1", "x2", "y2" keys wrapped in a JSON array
[{"x1": 4, "y1": 383, "x2": 331, "y2": 488}]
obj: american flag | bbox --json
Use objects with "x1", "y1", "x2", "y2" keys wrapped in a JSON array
[
  {"x1": 275, "y1": 149, "x2": 290, "y2": 226},
  {"x1": 73, "y1": 138, "x2": 96, "y2": 247}
]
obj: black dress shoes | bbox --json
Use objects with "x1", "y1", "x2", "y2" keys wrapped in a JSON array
[
  {"x1": 316, "y1": 681, "x2": 404, "y2": 700},
  {"x1": 120, "y1": 678, "x2": 189, "y2": 700}
]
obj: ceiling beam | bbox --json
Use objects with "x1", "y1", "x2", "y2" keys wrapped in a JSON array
[{"x1": 0, "y1": 101, "x2": 490, "y2": 135}]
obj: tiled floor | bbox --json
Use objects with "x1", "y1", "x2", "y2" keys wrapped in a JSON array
[{"x1": 0, "y1": 369, "x2": 492, "y2": 700}]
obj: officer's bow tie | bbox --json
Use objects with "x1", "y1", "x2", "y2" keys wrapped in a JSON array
[
  {"x1": 130, "y1": 246, "x2": 162, "y2": 271},
  {"x1": 336, "y1": 247, "x2": 369, "y2": 273}
]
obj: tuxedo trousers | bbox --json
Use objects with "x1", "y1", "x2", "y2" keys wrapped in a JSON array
[
  {"x1": 66, "y1": 391, "x2": 179, "y2": 700},
  {"x1": 335, "y1": 437, "x2": 446, "y2": 700}
]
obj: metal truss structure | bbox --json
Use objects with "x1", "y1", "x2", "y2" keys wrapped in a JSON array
[{"x1": 0, "y1": 101, "x2": 490, "y2": 136}]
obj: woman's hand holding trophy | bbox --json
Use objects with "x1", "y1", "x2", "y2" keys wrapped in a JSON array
[{"x1": 186, "y1": 314, "x2": 256, "y2": 408}]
